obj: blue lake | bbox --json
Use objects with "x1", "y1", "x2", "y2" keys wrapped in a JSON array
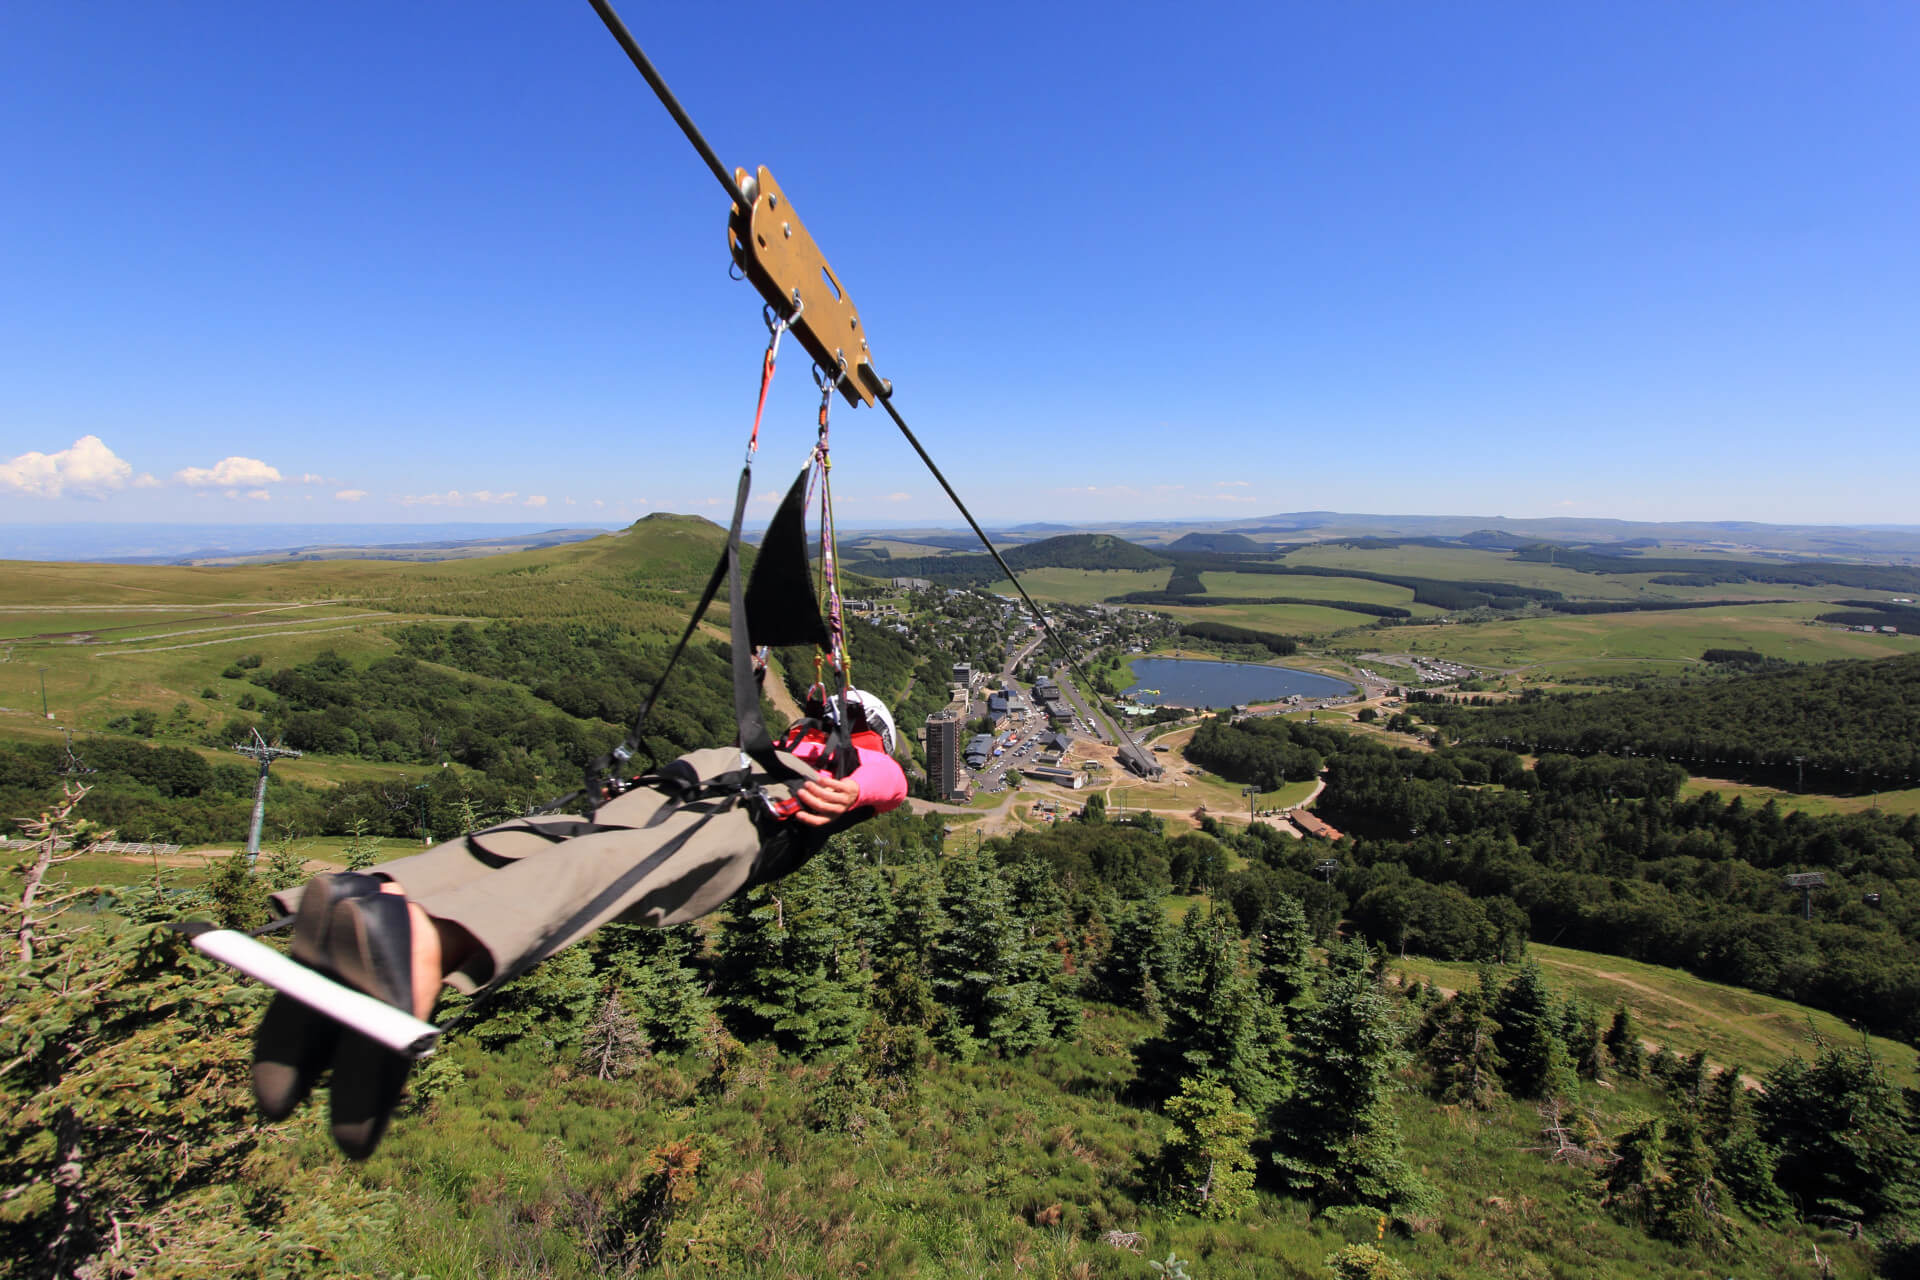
[{"x1": 1123, "y1": 657, "x2": 1354, "y2": 708}]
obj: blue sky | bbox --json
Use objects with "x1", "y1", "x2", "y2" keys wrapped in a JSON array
[{"x1": 3, "y1": 2, "x2": 1916, "y2": 528}]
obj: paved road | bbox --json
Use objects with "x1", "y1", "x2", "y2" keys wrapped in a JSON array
[
  {"x1": 1051, "y1": 666, "x2": 1111, "y2": 744},
  {"x1": 1003, "y1": 632, "x2": 1045, "y2": 681}
]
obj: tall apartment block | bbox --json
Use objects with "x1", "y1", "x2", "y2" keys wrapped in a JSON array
[{"x1": 925, "y1": 707, "x2": 963, "y2": 801}]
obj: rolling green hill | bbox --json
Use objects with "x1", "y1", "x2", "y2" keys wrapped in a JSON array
[{"x1": 846, "y1": 533, "x2": 1170, "y2": 583}]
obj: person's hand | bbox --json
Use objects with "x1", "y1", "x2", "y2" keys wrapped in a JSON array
[{"x1": 792, "y1": 773, "x2": 861, "y2": 826}]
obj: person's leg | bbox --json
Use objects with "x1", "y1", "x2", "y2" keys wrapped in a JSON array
[
  {"x1": 268, "y1": 813, "x2": 608, "y2": 919},
  {"x1": 274, "y1": 748, "x2": 784, "y2": 1004},
  {"x1": 408, "y1": 798, "x2": 765, "y2": 994}
]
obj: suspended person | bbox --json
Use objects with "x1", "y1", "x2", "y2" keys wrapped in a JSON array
[{"x1": 252, "y1": 688, "x2": 906, "y2": 1158}]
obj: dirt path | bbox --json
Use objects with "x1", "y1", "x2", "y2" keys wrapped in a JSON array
[
  {"x1": 104, "y1": 620, "x2": 405, "y2": 655},
  {"x1": 906, "y1": 789, "x2": 1027, "y2": 837},
  {"x1": 762, "y1": 658, "x2": 806, "y2": 724},
  {"x1": 1534, "y1": 957, "x2": 1723, "y2": 1026}
]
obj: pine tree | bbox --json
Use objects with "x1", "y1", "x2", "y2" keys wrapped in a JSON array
[
  {"x1": 1701, "y1": 1063, "x2": 1748, "y2": 1145},
  {"x1": 1757, "y1": 1038, "x2": 1920, "y2": 1224},
  {"x1": 1601, "y1": 1116, "x2": 1664, "y2": 1231},
  {"x1": 1713, "y1": 1127, "x2": 1795, "y2": 1223},
  {"x1": 1250, "y1": 895, "x2": 1315, "y2": 1012},
  {"x1": 871, "y1": 863, "x2": 943, "y2": 1030},
  {"x1": 260, "y1": 829, "x2": 308, "y2": 893},
  {"x1": 999, "y1": 847, "x2": 1082, "y2": 1039},
  {"x1": 468, "y1": 943, "x2": 598, "y2": 1053},
  {"x1": 928, "y1": 852, "x2": 1056, "y2": 1058},
  {"x1": 1651, "y1": 1114, "x2": 1730, "y2": 1245},
  {"x1": 1560, "y1": 997, "x2": 1605, "y2": 1080},
  {"x1": 1603, "y1": 1114, "x2": 1732, "y2": 1245},
  {"x1": 1093, "y1": 895, "x2": 1172, "y2": 1013},
  {"x1": 1676, "y1": 1048, "x2": 1711, "y2": 1108},
  {"x1": 1, "y1": 788, "x2": 372, "y2": 1274},
  {"x1": 1419, "y1": 982, "x2": 1505, "y2": 1109},
  {"x1": 204, "y1": 851, "x2": 266, "y2": 931},
  {"x1": 1647, "y1": 1043, "x2": 1681, "y2": 1088},
  {"x1": 715, "y1": 835, "x2": 878, "y2": 1058},
  {"x1": 1492, "y1": 962, "x2": 1576, "y2": 1100},
  {"x1": 1270, "y1": 937, "x2": 1430, "y2": 1218},
  {"x1": 1604, "y1": 1004, "x2": 1645, "y2": 1079},
  {"x1": 591, "y1": 922, "x2": 712, "y2": 1053},
  {"x1": 1133, "y1": 909, "x2": 1280, "y2": 1112},
  {"x1": 341, "y1": 816, "x2": 383, "y2": 872},
  {"x1": 1154, "y1": 1075, "x2": 1257, "y2": 1219}
]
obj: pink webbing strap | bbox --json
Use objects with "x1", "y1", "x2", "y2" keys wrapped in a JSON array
[{"x1": 746, "y1": 331, "x2": 781, "y2": 457}]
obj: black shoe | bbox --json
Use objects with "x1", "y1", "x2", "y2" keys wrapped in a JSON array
[
  {"x1": 251, "y1": 872, "x2": 383, "y2": 1121},
  {"x1": 325, "y1": 891, "x2": 417, "y2": 1160}
]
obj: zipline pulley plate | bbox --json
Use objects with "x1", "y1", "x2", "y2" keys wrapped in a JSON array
[{"x1": 729, "y1": 165, "x2": 877, "y2": 407}]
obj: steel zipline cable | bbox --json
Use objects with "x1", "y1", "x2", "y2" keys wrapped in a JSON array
[{"x1": 584, "y1": 0, "x2": 1151, "y2": 764}]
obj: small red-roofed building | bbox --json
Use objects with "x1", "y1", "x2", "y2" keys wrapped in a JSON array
[{"x1": 1291, "y1": 810, "x2": 1345, "y2": 841}]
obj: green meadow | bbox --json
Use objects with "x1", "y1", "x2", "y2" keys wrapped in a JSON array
[
  {"x1": 982, "y1": 566, "x2": 1172, "y2": 604},
  {"x1": 1679, "y1": 775, "x2": 1920, "y2": 819},
  {"x1": 1388, "y1": 942, "x2": 1920, "y2": 1091},
  {"x1": 1382, "y1": 603, "x2": 1917, "y2": 676},
  {"x1": 1194, "y1": 571, "x2": 1433, "y2": 609}
]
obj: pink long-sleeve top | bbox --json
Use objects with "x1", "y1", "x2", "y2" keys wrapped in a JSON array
[{"x1": 789, "y1": 728, "x2": 907, "y2": 814}]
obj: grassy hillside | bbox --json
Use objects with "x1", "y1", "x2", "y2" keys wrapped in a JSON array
[
  {"x1": 1384, "y1": 605, "x2": 1916, "y2": 676},
  {"x1": 1, "y1": 516, "x2": 735, "y2": 745},
  {"x1": 1388, "y1": 943, "x2": 1920, "y2": 1090},
  {"x1": 323, "y1": 1003, "x2": 1876, "y2": 1280}
]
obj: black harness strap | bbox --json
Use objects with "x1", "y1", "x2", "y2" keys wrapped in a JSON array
[{"x1": 724, "y1": 462, "x2": 775, "y2": 763}]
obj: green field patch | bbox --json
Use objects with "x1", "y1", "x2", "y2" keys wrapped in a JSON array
[
  {"x1": 0, "y1": 608, "x2": 238, "y2": 641},
  {"x1": 1680, "y1": 775, "x2": 1920, "y2": 818},
  {"x1": 1383, "y1": 603, "x2": 1917, "y2": 671},
  {"x1": 1197, "y1": 570, "x2": 1422, "y2": 607},
  {"x1": 981, "y1": 566, "x2": 1170, "y2": 604},
  {"x1": 1158, "y1": 599, "x2": 1384, "y2": 637},
  {"x1": 1286, "y1": 542, "x2": 1647, "y2": 597},
  {"x1": 846, "y1": 538, "x2": 966, "y2": 558},
  {"x1": 1389, "y1": 942, "x2": 1919, "y2": 1088},
  {"x1": 13, "y1": 620, "x2": 412, "y2": 736}
]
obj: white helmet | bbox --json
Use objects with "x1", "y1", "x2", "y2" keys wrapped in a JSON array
[{"x1": 838, "y1": 688, "x2": 897, "y2": 755}]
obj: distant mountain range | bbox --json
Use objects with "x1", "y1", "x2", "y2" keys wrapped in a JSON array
[
  {"x1": 0, "y1": 522, "x2": 616, "y2": 564},
  {"x1": 5, "y1": 511, "x2": 1919, "y2": 566},
  {"x1": 840, "y1": 512, "x2": 1920, "y2": 563}
]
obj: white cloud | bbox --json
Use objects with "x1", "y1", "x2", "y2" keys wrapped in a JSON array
[
  {"x1": 885, "y1": 492, "x2": 912, "y2": 503},
  {"x1": 176, "y1": 455, "x2": 283, "y2": 488},
  {"x1": 0, "y1": 435, "x2": 135, "y2": 498},
  {"x1": 592, "y1": 499, "x2": 606, "y2": 508},
  {"x1": 399, "y1": 489, "x2": 518, "y2": 507},
  {"x1": 1215, "y1": 480, "x2": 1250, "y2": 488},
  {"x1": 525, "y1": 495, "x2": 548, "y2": 508},
  {"x1": 299, "y1": 473, "x2": 326, "y2": 485},
  {"x1": 335, "y1": 489, "x2": 367, "y2": 502},
  {"x1": 133, "y1": 472, "x2": 160, "y2": 489},
  {"x1": 563, "y1": 497, "x2": 577, "y2": 506},
  {"x1": 243, "y1": 489, "x2": 272, "y2": 501}
]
